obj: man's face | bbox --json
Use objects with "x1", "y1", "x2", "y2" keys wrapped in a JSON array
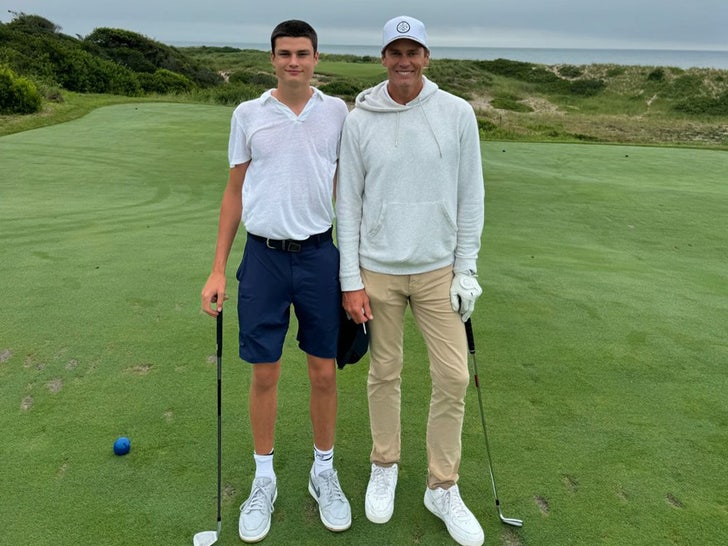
[
  {"x1": 381, "y1": 39, "x2": 430, "y2": 86},
  {"x1": 271, "y1": 36, "x2": 319, "y2": 85}
]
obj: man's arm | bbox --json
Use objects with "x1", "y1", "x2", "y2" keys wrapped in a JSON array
[
  {"x1": 454, "y1": 108, "x2": 485, "y2": 274},
  {"x1": 336, "y1": 118, "x2": 373, "y2": 324},
  {"x1": 201, "y1": 162, "x2": 249, "y2": 316}
]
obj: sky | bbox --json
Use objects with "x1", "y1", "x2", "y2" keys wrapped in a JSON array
[{"x1": 2, "y1": 0, "x2": 727, "y2": 51}]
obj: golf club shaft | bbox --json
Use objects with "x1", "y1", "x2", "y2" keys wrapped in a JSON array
[
  {"x1": 192, "y1": 310, "x2": 224, "y2": 545},
  {"x1": 464, "y1": 319, "x2": 523, "y2": 527},
  {"x1": 216, "y1": 310, "x2": 223, "y2": 535}
]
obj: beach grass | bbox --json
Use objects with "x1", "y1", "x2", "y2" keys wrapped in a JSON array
[{"x1": 1, "y1": 103, "x2": 726, "y2": 545}]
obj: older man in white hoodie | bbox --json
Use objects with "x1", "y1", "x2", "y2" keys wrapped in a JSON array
[{"x1": 336, "y1": 15, "x2": 486, "y2": 546}]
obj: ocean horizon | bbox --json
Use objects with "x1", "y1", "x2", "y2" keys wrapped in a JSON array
[{"x1": 175, "y1": 41, "x2": 728, "y2": 70}]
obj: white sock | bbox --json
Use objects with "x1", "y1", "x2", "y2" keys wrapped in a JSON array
[
  {"x1": 313, "y1": 445, "x2": 334, "y2": 476},
  {"x1": 253, "y1": 450, "x2": 276, "y2": 482}
]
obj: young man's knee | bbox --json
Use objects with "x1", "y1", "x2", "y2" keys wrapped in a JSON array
[
  {"x1": 309, "y1": 364, "x2": 337, "y2": 392},
  {"x1": 251, "y1": 363, "x2": 281, "y2": 391}
]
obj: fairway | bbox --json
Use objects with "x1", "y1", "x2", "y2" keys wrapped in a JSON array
[{"x1": 1, "y1": 103, "x2": 726, "y2": 545}]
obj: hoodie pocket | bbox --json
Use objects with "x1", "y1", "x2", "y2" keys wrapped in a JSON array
[{"x1": 366, "y1": 201, "x2": 457, "y2": 266}]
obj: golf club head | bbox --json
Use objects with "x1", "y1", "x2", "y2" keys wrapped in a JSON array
[
  {"x1": 500, "y1": 514, "x2": 524, "y2": 527},
  {"x1": 192, "y1": 530, "x2": 217, "y2": 546}
]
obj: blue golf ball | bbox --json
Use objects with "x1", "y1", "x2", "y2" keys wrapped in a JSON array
[{"x1": 113, "y1": 436, "x2": 131, "y2": 456}]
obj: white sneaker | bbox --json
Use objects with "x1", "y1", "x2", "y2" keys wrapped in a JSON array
[
  {"x1": 239, "y1": 477, "x2": 277, "y2": 543},
  {"x1": 424, "y1": 485, "x2": 484, "y2": 546},
  {"x1": 308, "y1": 468, "x2": 352, "y2": 532},
  {"x1": 365, "y1": 463, "x2": 398, "y2": 523}
]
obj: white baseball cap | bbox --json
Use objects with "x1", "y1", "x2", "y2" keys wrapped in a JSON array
[{"x1": 381, "y1": 16, "x2": 428, "y2": 52}]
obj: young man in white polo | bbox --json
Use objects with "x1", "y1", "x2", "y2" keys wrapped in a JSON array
[{"x1": 201, "y1": 19, "x2": 351, "y2": 542}]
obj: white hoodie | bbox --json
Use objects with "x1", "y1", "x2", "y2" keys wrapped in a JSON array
[{"x1": 336, "y1": 76, "x2": 485, "y2": 292}]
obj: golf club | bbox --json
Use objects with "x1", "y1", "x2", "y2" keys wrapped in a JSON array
[
  {"x1": 193, "y1": 309, "x2": 223, "y2": 546},
  {"x1": 464, "y1": 318, "x2": 523, "y2": 527}
]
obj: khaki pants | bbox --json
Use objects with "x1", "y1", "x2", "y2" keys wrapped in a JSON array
[{"x1": 362, "y1": 266, "x2": 469, "y2": 489}]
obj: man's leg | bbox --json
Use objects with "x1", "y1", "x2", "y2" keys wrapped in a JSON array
[
  {"x1": 307, "y1": 354, "x2": 337, "y2": 452},
  {"x1": 360, "y1": 269, "x2": 409, "y2": 466},
  {"x1": 306, "y1": 353, "x2": 351, "y2": 531},
  {"x1": 240, "y1": 361, "x2": 280, "y2": 543},
  {"x1": 411, "y1": 266, "x2": 484, "y2": 546},
  {"x1": 292, "y1": 240, "x2": 341, "y2": 452},
  {"x1": 291, "y1": 239, "x2": 351, "y2": 532},
  {"x1": 409, "y1": 266, "x2": 469, "y2": 489},
  {"x1": 236, "y1": 238, "x2": 292, "y2": 542},
  {"x1": 249, "y1": 361, "x2": 281, "y2": 455}
]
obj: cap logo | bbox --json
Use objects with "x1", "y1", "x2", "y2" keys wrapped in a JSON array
[{"x1": 396, "y1": 21, "x2": 411, "y2": 33}]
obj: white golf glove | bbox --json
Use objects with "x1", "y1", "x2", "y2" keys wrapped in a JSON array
[{"x1": 450, "y1": 272, "x2": 482, "y2": 322}]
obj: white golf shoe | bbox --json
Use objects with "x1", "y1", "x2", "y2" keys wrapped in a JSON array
[
  {"x1": 365, "y1": 463, "x2": 398, "y2": 523},
  {"x1": 424, "y1": 484, "x2": 484, "y2": 546},
  {"x1": 239, "y1": 477, "x2": 277, "y2": 543}
]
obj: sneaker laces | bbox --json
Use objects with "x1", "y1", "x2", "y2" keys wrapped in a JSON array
[
  {"x1": 241, "y1": 481, "x2": 275, "y2": 515},
  {"x1": 370, "y1": 466, "x2": 395, "y2": 497},
  {"x1": 319, "y1": 471, "x2": 347, "y2": 506},
  {"x1": 444, "y1": 487, "x2": 471, "y2": 522}
]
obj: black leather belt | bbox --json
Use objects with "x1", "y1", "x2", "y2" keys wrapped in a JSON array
[{"x1": 248, "y1": 227, "x2": 333, "y2": 253}]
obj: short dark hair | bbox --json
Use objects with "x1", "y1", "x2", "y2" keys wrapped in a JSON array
[{"x1": 270, "y1": 20, "x2": 318, "y2": 53}]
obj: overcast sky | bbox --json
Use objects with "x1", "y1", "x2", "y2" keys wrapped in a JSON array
[{"x1": 3, "y1": 0, "x2": 727, "y2": 51}]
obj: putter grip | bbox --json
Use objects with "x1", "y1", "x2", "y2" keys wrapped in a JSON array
[
  {"x1": 216, "y1": 310, "x2": 223, "y2": 358},
  {"x1": 464, "y1": 318, "x2": 475, "y2": 353}
]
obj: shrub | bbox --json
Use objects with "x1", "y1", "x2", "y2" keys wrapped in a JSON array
[
  {"x1": 479, "y1": 58, "x2": 562, "y2": 87},
  {"x1": 568, "y1": 79, "x2": 606, "y2": 96},
  {"x1": 426, "y1": 60, "x2": 491, "y2": 100},
  {"x1": 674, "y1": 92, "x2": 728, "y2": 116},
  {"x1": 558, "y1": 65, "x2": 583, "y2": 78},
  {"x1": 43, "y1": 86, "x2": 64, "y2": 102},
  {"x1": 647, "y1": 68, "x2": 665, "y2": 81},
  {"x1": 138, "y1": 68, "x2": 194, "y2": 94},
  {"x1": 0, "y1": 65, "x2": 42, "y2": 114},
  {"x1": 84, "y1": 28, "x2": 221, "y2": 87},
  {"x1": 192, "y1": 83, "x2": 261, "y2": 106},
  {"x1": 318, "y1": 80, "x2": 361, "y2": 101},
  {"x1": 228, "y1": 70, "x2": 277, "y2": 88},
  {"x1": 105, "y1": 45, "x2": 157, "y2": 73},
  {"x1": 477, "y1": 118, "x2": 497, "y2": 132},
  {"x1": 606, "y1": 66, "x2": 626, "y2": 77},
  {"x1": 668, "y1": 74, "x2": 703, "y2": 99},
  {"x1": 490, "y1": 95, "x2": 533, "y2": 112},
  {"x1": 479, "y1": 58, "x2": 535, "y2": 79},
  {"x1": 48, "y1": 43, "x2": 142, "y2": 95},
  {"x1": 5, "y1": 12, "x2": 60, "y2": 34}
]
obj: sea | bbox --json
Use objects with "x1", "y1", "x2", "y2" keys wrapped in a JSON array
[{"x1": 182, "y1": 42, "x2": 728, "y2": 70}]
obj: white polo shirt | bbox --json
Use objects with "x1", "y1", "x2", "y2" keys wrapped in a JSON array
[{"x1": 228, "y1": 88, "x2": 348, "y2": 240}]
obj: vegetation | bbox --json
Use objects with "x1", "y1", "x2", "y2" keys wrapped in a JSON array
[
  {"x1": 0, "y1": 64, "x2": 41, "y2": 113},
  {"x1": 2, "y1": 104, "x2": 727, "y2": 544},
  {"x1": 1, "y1": 12, "x2": 727, "y2": 147},
  {"x1": 0, "y1": 12, "x2": 220, "y2": 101}
]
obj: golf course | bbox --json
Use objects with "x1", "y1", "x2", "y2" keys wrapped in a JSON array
[{"x1": 1, "y1": 98, "x2": 726, "y2": 545}]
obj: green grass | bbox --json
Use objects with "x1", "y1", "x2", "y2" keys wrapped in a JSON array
[
  {"x1": 0, "y1": 91, "x2": 195, "y2": 137},
  {"x1": 316, "y1": 60, "x2": 386, "y2": 86},
  {"x1": 1, "y1": 104, "x2": 727, "y2": 545}
]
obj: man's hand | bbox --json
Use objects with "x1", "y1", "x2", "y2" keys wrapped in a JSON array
[
  {"x1": 450, "y1": 272, "x2": 482, "y2": 322},
  {"x1": 201, "y1": 272, "x2": 227, "y2": 317},
  {"x1": 342, "y1": 289, "x2": 373, "y2": 324}
]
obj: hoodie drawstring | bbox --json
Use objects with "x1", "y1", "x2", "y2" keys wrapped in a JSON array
[{"x1": 417, "y1": 101, "x2": 443, "y2": 158}]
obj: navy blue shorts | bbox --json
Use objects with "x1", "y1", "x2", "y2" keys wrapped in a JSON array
[{"x1": 236, "y1": 231, "x2": 340, "y2": 363}]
